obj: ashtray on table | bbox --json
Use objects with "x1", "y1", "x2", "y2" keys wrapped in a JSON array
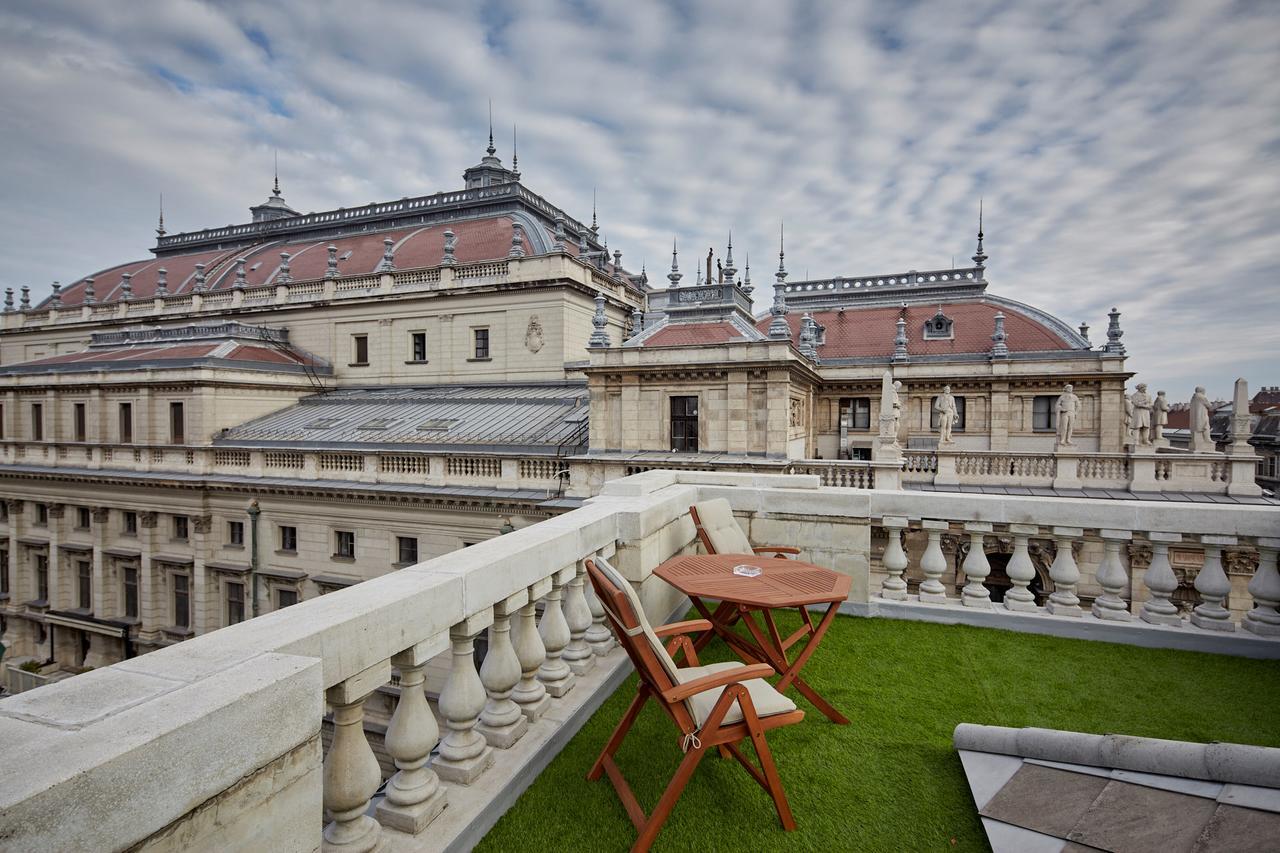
[{"x1": 732, "y1": 564, "x2": 763, "y2": 577}]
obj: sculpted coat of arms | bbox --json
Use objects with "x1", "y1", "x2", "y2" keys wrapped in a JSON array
[{"x1": 525, "y1": 315, "x2": 545, "y2": 353}]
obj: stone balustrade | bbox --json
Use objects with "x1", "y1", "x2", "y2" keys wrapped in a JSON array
[{"x1": 0, "y1": 470, "x2": 1275, "y2": 851}]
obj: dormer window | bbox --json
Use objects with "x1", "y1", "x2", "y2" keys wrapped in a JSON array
[{"x1": 923, "y1": 308, "x2": 954, "y2": 340}]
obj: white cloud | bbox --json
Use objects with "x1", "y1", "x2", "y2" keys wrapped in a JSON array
[{"x1": 0, "y1": 0, "x2": 1276, "y2": 399}]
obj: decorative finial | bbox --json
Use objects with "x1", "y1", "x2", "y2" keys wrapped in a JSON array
[
  {"x1": 83, "y1": 277, "x2": 96, "y2": 305},
  {"x1": 378, "y1": 237, "x2": 396, "y2": 272},
  {"x1": 588, "y1": 291, "x2": 612, "y2": 348},
  {"x1": 325, "y1": 244, "x2": 339, "y2": 279},
  {"x1": 798, "y1": 313, "x2": 818, "y2": 359},
  {"x1": 590, "y1": 188, "x2": 598, "y2": 234},
  {"x1": 509, "y1": 223, "x2": 526, "y2": 258},
  {"x1": 441, "y1": 229, "x2": 457, "y2": 266},
  {"x1": 193, "y1": 264, "x2": 206, "y2": 292},
  {"x1": 743, "y1": 251, "x2": 753, "y2": 294},
  {"x1": 577, "y1": 226, "x2": 589, "y2": 255},
  {"x1": 630, "y1": 307, "x2": 644, "y2": 338},
  {"x1": 552, "y1": 214, "x2": 566, "y2": 251},
  {"x1": 972, "y1": 198, "x2": 987, "y2": 271},
  {"x1": 120, "y1": 272, "x2": 133, "y2": 300},
  {"x1": 50, "y1": 281, "x2": 62, "y2": 308},
  {"x1": 155, "y1": 267, "x2": 168, "y2": 296},
  {"x1": 511, "y1": 124, "x2": 519, "y2": 178},
  {"x1": 1078, "y1": 321, "x2": 1090, "y2": 343},
  {"x1": 892, "y1": 314, "x2": 910, "y2": 363},
  {"x1": 723, "y1": 231, "x2": 736, "y2": 281},
  {"x1": 19, "y1": 286, "x2": 31, "y2": 310},
  {"x1": 156, "y1": 193, "x2": 166, "y2": 238},
  {"x1": 487, "y1": 99, "x2": 496, "y2": 156},
  {"x1": 277, "y1": 253, "x2": 292, "y2": 284},
  {"x1": 233, "y1": 258, "x2": 247, "y2": 289},
  {"x1": 776, "y1": 222, "x2": 787, "y2": 282},
  {"x1": 613, "y1": 249, "x2": 622, "y2": 275},
  {"x1": 3, "y1": 288, "x2": 12, "y2": 312},
  {"x1": 990, "y1": 310, "x2": 1009, "y2": 358},
  {"x1": 1103, "y1": 307, "x2": 1125, "y2": 355},
  {"x1": 668, "y1": 237, "x2": 683, "y2": 289},
  {"x1": 273, "y1": 149, "x2": 281, "y2": 196}
]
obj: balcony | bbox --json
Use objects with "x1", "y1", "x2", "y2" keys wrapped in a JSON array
[{"x1": 0, "y1": 471, "x2": 1276, "y2": 851}]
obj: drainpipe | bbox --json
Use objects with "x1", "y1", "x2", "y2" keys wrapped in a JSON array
[{"x1": 246, "y1": 499, "x2": 261, "y2": 618}]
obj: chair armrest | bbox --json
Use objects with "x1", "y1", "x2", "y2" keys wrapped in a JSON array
[
  {"x1": 662, "y1": 663, "x2": 776, "y2": 703},
  {"x1": 753, "y1": 545, "x2": 801, "y2": 557},
  {"x1": 653, "y1": 619, "x2": 713, "y2": 638}
]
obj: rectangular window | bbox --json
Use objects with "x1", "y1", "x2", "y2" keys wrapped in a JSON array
[
  {"x1": 123, "y1": 567, "x2": 139, "y2": 618},
  {"x1": 352, "y1": 334, "x2": 369, "y2": 365},
  {"x1": 277, "y1": 588, "x2": 299, "y2": 609},
  {"x1": 172, "y1": 515, "x2": 189, "y2": 540},
  {"x1": 473, "y1": 328, "x2": 490, "y2": 359},
  {"x1": 78, "y1": 560, "x2": 92, "y2": 610},
  {"x1": 31, "y1": 403, "x2": 44, "y2": 441},
  {"x1": 173, "y1": 574, "x2": 190, "y2": 628},
  {"x1": 228, "y1": 520, "x2": 244, "y2": 547},
  {"x1": 77, "y1": 506, "x2": 91, "y2": 529},
  {"x1": 119, "y1": 402, "x2": 133, "y2": 444},
  {"x1": 123, "y1": 511, "x2": 138, "y2": 536},
  {"x1": 74, "y1": 403, "x2": 87, "y2": 442},
  {"x1": 839, "y1": 397, "x2": 872, "y2": 431},
  {"x1": 36, "y1": 504, "x2": 48, "y2": 526},
  {"x1": 1032, "y1": 395, "x2": 1057, "y2": 432},
  {"x1": 930, "y1": 396, "x2": 967, "y2": 431},
  {"x1": 0, "y1": 403, "x2": 4, "y2": 439},
  {"x1": 226, "y1": 581, "x2": 245, "y2": 625},
  {"x1": 397, "y1": 536, "x2": 419, "y2": 565},
  {"x1": 334, "y1": 530, "x2": 356, "y2": 559},
  {"x1": 0, "y1": 550, "x2": 9, "y2": 597},
  {"x1": 410, "y1": 332, "x2": 427, "y2": 362},
  {"x1": 170, "y1": 402, "x2": 185, "y2": 444},
  {"x1": 279, "y1": 525, "x2": 297, "y2": 553},
  {"x1": 36, "y1": 553, "x2": 49, "y2": 601},
  {"x1": 670, "y1": 395, "x2": 699, "y2": 453}
]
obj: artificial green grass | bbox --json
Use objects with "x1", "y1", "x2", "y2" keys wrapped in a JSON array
[{"x1": 477, "y1": 615, "x2": 1280, "y2": 852}]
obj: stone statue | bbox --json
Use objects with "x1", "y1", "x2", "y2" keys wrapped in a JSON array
[
  {"x1": 706, "y1": 248, "x2": 713, "y2": 288},
  {"x1": 1124, "y1": 394, "x2": 1134, "y2": 446},
  {"x1": 1056, "y1": 383, "x2": 1079, "y2": 447},
  {"x1": 1153, "y1": 390, "x2": 1169, "y2": 444},
  {"x1": 891, "y1": 380, "x2": 903, "y2": 447},
  {"x1": 1129, "y1": 383, "x2": 1153, "y2": 446},
  {"x1": 934, "y1": 385, "x2": 957, "y2": 444},
  {"x1": 1190, "y1": 386, "x2": 1213, "y2": 451}
]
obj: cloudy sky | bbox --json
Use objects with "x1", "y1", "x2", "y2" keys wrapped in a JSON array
[{"x1": 1, "y1": 0, "x2": 1276, "y2": 399}]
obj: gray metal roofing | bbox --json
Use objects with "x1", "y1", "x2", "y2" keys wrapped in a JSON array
[{"x1": 215, "y1": 382, "x2": 589, "y2": 450}]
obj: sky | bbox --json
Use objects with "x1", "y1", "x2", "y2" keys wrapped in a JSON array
[{"x1": 0, "y1": 0, "x2": 1276, "y2": 400}]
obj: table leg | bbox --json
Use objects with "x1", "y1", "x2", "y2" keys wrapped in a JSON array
[
  {"x1": 689, "y1": 597, "x2": 768, "y2": 663},
  {"x1": 753, "y1": 605, "x2": 849, "y2": 725}
]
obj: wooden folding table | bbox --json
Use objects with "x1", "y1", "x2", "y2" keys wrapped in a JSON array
[{"x1": 654, "y1": 553, "x2": 851, "y2": 724}]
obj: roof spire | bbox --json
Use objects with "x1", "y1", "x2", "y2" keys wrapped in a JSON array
[
  {"x1": 971, "y1": 198, "x2": 987, "y2": 271},
  {"x1": 743, "y1": 251, "x2": 753, "y2": 294},
  {"x1": 511, "y1": 124, "x2": 519, "y2": 178},
  {"x1": 776, "y1": 222, "x2": 787, "y2": 282},
  {"x1": 156, "y1": 193, "x2": 166, "y2": 238},
  {"x1": 487, "y1": 100, "x2": 496, "y2": 156},
  {"x1": 590, "y1": 188, "x2": 598, "y2": 234},
  {"x1": 272, "y1": 149, "x2": 281, "y2": 196},
  {"x1": 668, "y1": 237, "x2": 683, "y2": 289}
]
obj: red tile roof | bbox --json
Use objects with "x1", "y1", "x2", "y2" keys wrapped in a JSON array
[
  {"x1": 753, "y1": 300, "x2": 1077, "y2": 358},
  {"x1": 642, "y1": 322, "x2": 754, "y2": 347}
]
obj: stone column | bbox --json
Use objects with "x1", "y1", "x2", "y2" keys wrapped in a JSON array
[
  {"x1": 561, "y1": 562, "x2": 595, "y2": 674},
  {"x1": 1140, "y1": 532, "x2": 1183, "y2": 626},
  {"x1": 2, "y1": 500, "x2": 22, "y2": 649},
  {"x1": 878, "y1": 517, "x2": 909, "y2": 600},
  {"x1": 537, "y1": 568, "x2": 576, "y2": 697},
  {"x1": 918, "y1": 520, "x2": 950, "y2": 604},
  {"x1": 46, "y1": 504, "x2": 63, "y2": 607},
  {"x1": 434, "y1": 610, "x2": 496, "y2": 784},
  {"x1": 476, "y1": 594, "x2": 531, "y2": 748},
  {"x1": 90, "y1": 507, "x2": 109, "y2": 616},
  {"x1": 583, "y1": 572, "x2": 615, "y2": 656},
  {"x1": 1244, "y1": 538, "x2": 1280, "y2": 636},
  {"x1": 1004, "y1": 524, "x2": 1039, "y2": 612},
  {"x1": 137, "y1": 512, "x2": 160, "y2": 643},
  {"x1": 1191, "y1": 536, "x2": 1237, "y2": 632},
  {"x1": 1045, "y1": 527, "x2": 1084, "y2": 616},
  {"x1": 376, "y1": 635, "x2": 449, "y2": 834},
  {"x1": 1091, "y1": 529, "x2": 1133, "y2": 620},
  {"x1": 512, "y1": 578, "x2": 552, "y2": 721},
  {"x1": 191, "y1": 515, "x2": 211, "y2": 635},
  {"x1": 960, "y1": 522, "x2": 993, "y2": 608},
  {"x1": 323, "y1": 660, "x2": 391, "y2": 853}
]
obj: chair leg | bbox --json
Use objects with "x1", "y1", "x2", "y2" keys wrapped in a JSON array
[
  {"x1": 747, "y1": 722, "x2": 796, "y2": 831},
  {"x1": 589, "y1": 687, "x2": 649, "y2": 782},
  {"x1": 632, "y1": 746, "x2": 705, "y2": 853}
]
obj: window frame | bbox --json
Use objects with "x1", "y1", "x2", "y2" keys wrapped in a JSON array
[
  {"x1": 226, "y1": 580, "x2": 245, "y2": 625},
  {"x1": 77, "y1": 560, "x2": 92, "y2": 610},
  {"x1": 334, "y1": 529, "x2": 356, "y2": 559},
  {"x1": 169, "y1": 401, "x2": 185, "y2": 444},
  {"x1": 1032, "y1": 395, "x2": 1058, "y2": 432},
  {"x1": 31, "y1": 403, "x2": 44, "y2": 441},
  {"x1": 279, "y1": 525, "x2": 298, "y2": 553},
  {"x1": 35, "y1": 552, "x2": 49, "y2": 602},
  {"x1": 123, "y1": 511, "x2": 138, "y2": 536},
  {"x1": 228, "y1": 520, "x2": 244, "y2": 547},
  {"x1": 119, "y1": 402, "x2": 134, "y2": 444},
  {"x1": 410, "y1": 331, "x2": 427, "y2": 363},
  {"x1": 396, "y1": 535, "x2": 419, "y2": 565},
  {"x1": 669, "y1": 395, "x2": 700, "y2": 453},
  {"x1": 123, "y1": 566, "x2": 139, "y2": 619},
  {"x1": 172, "y1": 515, "x2": 189, "y2": 541},
  {"x1": 73, "y1": 402, "x2": 87, "y2": 442},
  {"x1": 172, "y1": 572, "x2": 190, "y2": 629},
  {"x1": 351, "y1": 334, "x2": 370, "y2": 366},
  {"x1": 473, "y1": 327, "x2": 490, "y2": 360},
  {"x1": 276, "y1": 587, "x2": 299, "y2": 610},
  {"x1": 76, "y1": 506, "x2": 91, "y2": 530},
  {"x1": 838, "y1": 397, "x2": 872, "y2": 431}
]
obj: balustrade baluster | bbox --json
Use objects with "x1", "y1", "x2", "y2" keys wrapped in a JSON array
[
  {"x1": 376, "y1": 638, "x2": 449, "y2": 833},
  {"x1": 537, "y1": 568, "x2": 576, "y2": 697},
  {"x1": 434, "y1": 613, "x2": 496, "y2": 783},
  {"x1": 1244, "y1": 539, "x2": 1280, "y2": 636},
  {"x1": 1004, "y1": 524, "x2": 1039, "y2": 612},
  {"x1": 512, "y1": 578, "x2": 552, "y2": 720},
  {"x1": 1045, "y1": 527, "x2": 1084, "y2": 616},
  {"x1": 477, "y1": 595, "x2": 531, "y2": 748},
  {"x1": 918, "y1": 520, "x2": 950, "y2": 604},
  {"x1": 323, "y1": 661, "x2": 391, "y2": 852},
  {"x1": 1190, "y1": 536, "x2": 1237, "y2": 632},
  {"x1": 1140, "y1": 532, "x2": 1183, "y2": 626},
  {"x1": 1091, "y1": 530, "x2": 1134, "y2": 621},
  {"x1": 562, "y1": 562, "x2": 596, "y2": 674},
  {"x1": 879, "y1": 517, "x2": 909, "y2": 601},
  {"x1": 960, "y1": 522, "x2": 993, "y2": 608},
  {"x1": 584, "y1": 571, "x2": 616, "y2": 656}
]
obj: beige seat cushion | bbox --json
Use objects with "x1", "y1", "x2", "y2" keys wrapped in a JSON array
[
  {"x1": 675, "y1": 661, "x2": 797, "y2": 727},
  {"x1": 692, "y1": 498, "x2": 754, "y2": 554}
]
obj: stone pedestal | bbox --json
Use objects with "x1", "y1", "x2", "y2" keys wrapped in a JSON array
[
  {"x1": 933, "y1": 450, "x2": 959, "y2": 487},
  {"x1": 1051, "y1": 451, "x2": 1081, "y2": 490},
  {"x1": 1128, "y1": 448, "x2": 1160, "y2": 493}
]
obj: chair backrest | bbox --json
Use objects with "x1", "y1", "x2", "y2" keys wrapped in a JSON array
[
  {"x1": 690, "y1": 498, "x2": 753, "y2": 555},
  {"x1": 586, "y1": 557, "x2": 698, "y2": 728}
]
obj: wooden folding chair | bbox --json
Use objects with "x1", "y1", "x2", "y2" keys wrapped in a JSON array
[
  {"x1": 690, "y1": 498, "x2": 800, "y2": 559},
  {"x1": 585, "y1": 556, "x2": 805, "y2": 853}
]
